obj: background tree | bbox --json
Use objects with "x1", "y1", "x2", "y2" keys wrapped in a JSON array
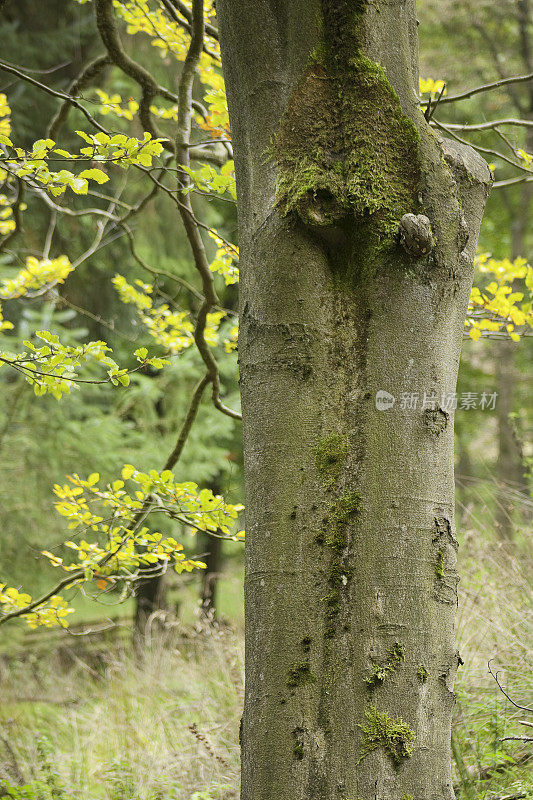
[{"x1": 419, "y1": 0, "x2": 533, "y2": 537}]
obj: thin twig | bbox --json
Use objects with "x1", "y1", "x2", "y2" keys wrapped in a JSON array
[
  {"x1": 47, "y1": 54, "x2": 111, "y2": 139},
  {"x1": 422, "y1": 71, "x2": 533, "y2": 108},
  {"x1": 488, "y1": 660, "x2": 533, "y2": 713},
  {"x1": 433, "y1": 119, "x2": 533, "y2": 174},
  {"x1": 0, "y1": 60, "x2": 110, "y2": 134},
  {"x1": 437, "y1": 117, "x2": 533, "y2": 132}
]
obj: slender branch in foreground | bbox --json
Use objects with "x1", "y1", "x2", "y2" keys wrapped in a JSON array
[
  {"x1": 121, "y1": 223, "x2": 205, "y2": 301},
  {"x1": 92, "y1": 0, "x2": 225, "y2": 163},
  {"x1": 174, "y1": 0, "x2": 241, "y2": 422},
  {"x1": 493, "y1": 175, "x2": 533, "y2": 188},
  {"x1": 159, "y1": 0, "x2": 220, "y2": 59},
  {"x1": 95, "y1": 0, "x2": 160, "y2": 138},
  {"x1": 166, "y1": 0, "x2": 219, "y2": 40},
  {"x1": 56, "y1": 295, "x2": 139, "y2": 342},
  {"x1": 435, "y1": 117, "x2": 533, "y2": 131},
  {"x1": 499, "y1": 736, "x2": 533, "y2": 742},
  {"x1": 163, "y1": 373, "x2": 211, "y2": 470},
  {"x1": 421, "y1": 71, "x2": 533, "y2": 107},
  {"x1": 0, "y1": 572, "x2": 87, "y2": 625},
  {"x1": 0, "y1": 501, "x2": 153, "y2": 626},
  {"x1": 488, "y1": 660, "x2": 533, "y2": 713},
  {"x1": 425, "y1": 81, "x2": 446, "y2": 122},
  {"x1": 433, "y1": 119, "x2": 533, "y2": 175}
]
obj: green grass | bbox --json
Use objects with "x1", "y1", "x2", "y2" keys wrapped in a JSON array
[
  {"x1": 0, "y1": 491, "x2": 531, "y2": 800},
  {"x1": 0, "y1": 627, "x2": 243, "y2": 800}
]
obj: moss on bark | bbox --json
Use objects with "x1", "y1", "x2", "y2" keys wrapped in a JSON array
[
  {"x1": 358, "y1": 705, "x2": 415, "y2": 766},
  {"x1": 435, "y1": 548, "x2": 446, "y2": 579},
  {"x1": 316, "y1": 491, "x2": 362, "y2": 636},
  {"x1": 287, "y1": 661, "x2": 317, "y2": 687},
  {"x1": 270, "y1": 0, "x2": 420, "y2": 266},
  {"x1": 417, "y1": 665, "x2": 429, "y2": 683},
  {"x1": 365, "y1": 642, "x2": 405, "y2": 689},
  {"x1": 315, "y1": 433, "x2": 349, "y2": 489}
]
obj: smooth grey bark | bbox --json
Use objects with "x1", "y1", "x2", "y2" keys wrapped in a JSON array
[{"x1": 217, "y1": 2, "x2": 491, "y2": 798}]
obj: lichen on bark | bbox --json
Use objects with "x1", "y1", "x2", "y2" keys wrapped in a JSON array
[{"x1": 270, "y1": 0, "x2": 420, "y2": 252}]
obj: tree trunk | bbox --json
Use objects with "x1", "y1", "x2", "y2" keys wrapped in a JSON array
[
  {"x1": 133, "y1": 570, "x2": 167, "y2": 642},
  {"x1": 218, "y1": 2, "x2": 491, "y2": 799},
  {"x1": 201, "y1": 533, "x2": 223, "y2": 619}
]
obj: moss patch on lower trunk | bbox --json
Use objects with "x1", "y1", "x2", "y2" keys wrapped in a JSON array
[
  {"x1": 287, "y1": 661, "x2": 317, "y2": 688},
  {"x1": 318, "y1": 491, "x2": 362, "y2": 636},
  {"x1": 358, "y1": 705, "x2": 415, "y2": 766}
]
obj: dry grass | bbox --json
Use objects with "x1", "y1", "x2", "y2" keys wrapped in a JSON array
[
  {"x1": 453, "y1": 480, "x2": 532, "y2": 797},
  {"x1": 0, "y1": 480, "x2": 531, "y2": 800},
  {"x1": 0, "y1": 623, "x2": 243, "y2": 799}
]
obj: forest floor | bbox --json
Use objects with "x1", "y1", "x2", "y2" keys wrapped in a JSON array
[{"x1": 0, "y1": 484, "x2": 531, "y2": 800}]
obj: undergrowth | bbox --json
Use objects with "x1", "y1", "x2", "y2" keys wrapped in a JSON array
[{"x1": 0, "y1": 484, "x2": 531, "y2": 800}]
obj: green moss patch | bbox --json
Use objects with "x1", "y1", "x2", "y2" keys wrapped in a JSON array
[
  {"x1": 292, "y1": 727, "x2": 305, "y2": 760},
  {"x1": 435, "y1": 548, "x2": 446, "y2": 579},
  {"x1": 365, "y1": 642, "x2": 404, "y2": 689},
  {"x1": 315, "y1": 433, "x2": 349, "y2": 489},
  {"x1": 320, "y1": 492, "x2": 362, "y2": 636},
  {"x1": 287, "y1": 661, "x2": 317, "y2": 688},
  {"x1": 416, "y1": 665, "x2": 429, "y2": 683},
  {"x1": 358, "y1": 705, "x2": 415, "y2": 766},
  {"x1": 270, "y1": 0, "x2": 420, "y2": 265}
]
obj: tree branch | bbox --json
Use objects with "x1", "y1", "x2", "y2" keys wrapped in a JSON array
[
  {"x1": 95, "y1": 0, "x2": 160, "y2": 138},
  {"x1": 174, "y1": 0, "x2": 241, "y2": 421},
  {"x1": 163, "y1": 372, "x2": 211, "y2": 471},
  {"x1": 422, "y1": 72, "x2": 533, "y2": 109},
  {"x1": 437, "y1": 118, "x2": 533, "y2": 132},
  {"x1": 488, "y1": 660, "x2": 533, "y2": 713},
  {"x1": 0, "y1": 60, "x2": 110, "y2": 134},
  {"x1": 47, "y1": 54, "x2": 111, "y2": 139}
]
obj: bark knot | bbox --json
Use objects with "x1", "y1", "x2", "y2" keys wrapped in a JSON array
[{"x1": 399, "y1": 213, "x2": 434, "y2": 257}]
